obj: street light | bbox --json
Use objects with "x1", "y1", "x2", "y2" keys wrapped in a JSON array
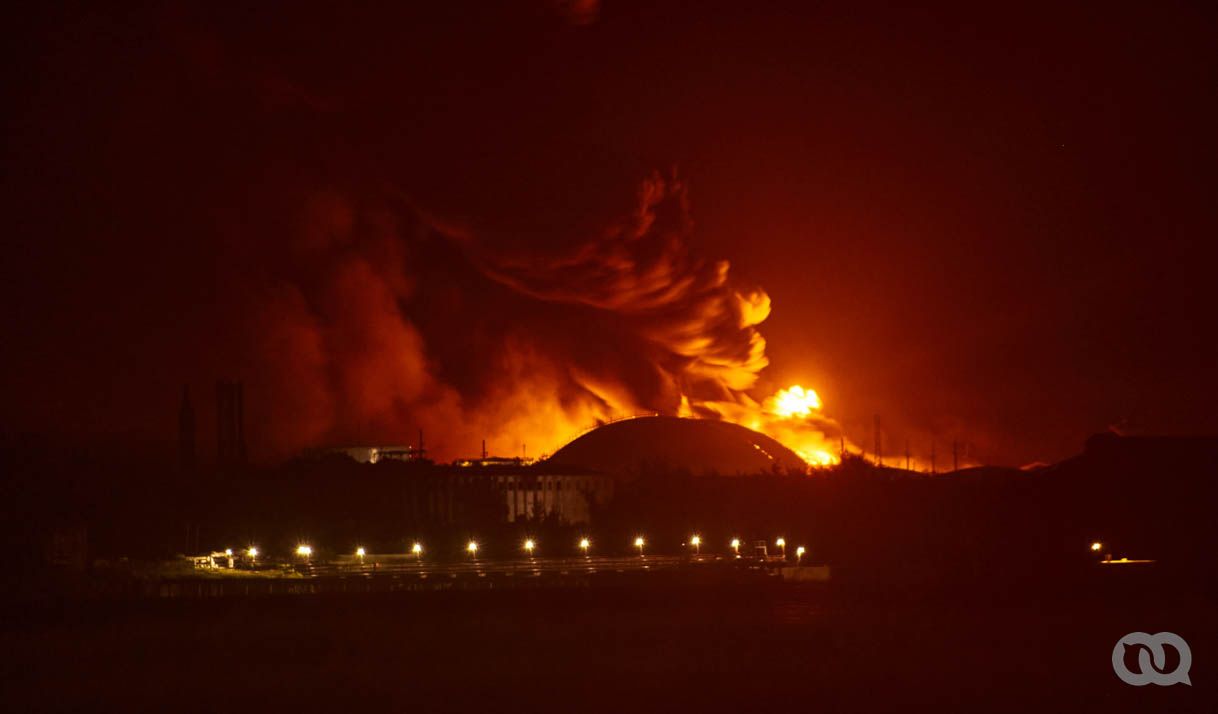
[
  {"x1": 296, "y1": 544, "x2": 313, "y2": 558},
  {"x1": 356, "y1": 547, "x2": 366, "y2": 560},
  {"x1": 1090, "y1": 541, "x2": 1102, "y2": 552},
  {"x1": 246, "y1": 546, "x2": 258, "y2": 559},
  {"x1": 411, "y1": 542, "x2": 423, "y2": 558},
  {"x1": 775, "y1": 538, "x2": 786, "y2": 558},
  {"x1": 467, "y1": 540, "x2": 479, "y2": 557},
  {"x1": 634, "y1": 536, "x2": 645, "y2": 557},
  {"x1": 579, "y1": 537, "x2": 591, "y2": 556},
  {"x1": 730, "y1": 538, "x2": 741, "y2": 556},
  {"x1": 796, "y1": 546, "x2": 806, "y2": 563},
  {"x1": 524, "y1": 539, "x2": 536, "y2": 556},
  {"x1": 224, "y1": 548, "x2": 233, "y2": 557},
  {"x1": 690, "y1": 535, "x2": 701, "y2": 555}
]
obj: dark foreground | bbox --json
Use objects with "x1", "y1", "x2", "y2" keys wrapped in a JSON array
[{"x1": 3, "y1": 571, "x2": 1213, "y2": 713}]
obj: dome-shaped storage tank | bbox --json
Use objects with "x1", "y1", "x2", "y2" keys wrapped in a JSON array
[{"x1": 546, "y1": 416, "x2": 807, "y2": 477}]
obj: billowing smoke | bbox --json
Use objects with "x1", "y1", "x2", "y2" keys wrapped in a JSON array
[{"x1": 244, "y1": 172, "x2": 841, "y2": 464}]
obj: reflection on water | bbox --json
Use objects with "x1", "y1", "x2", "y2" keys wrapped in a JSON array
[{"x1": 5, "y1": 581, "x2": 1213, "y2": 713}]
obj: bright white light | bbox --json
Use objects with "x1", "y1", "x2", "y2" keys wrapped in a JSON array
[
  {"x1": 579, "y1": 537, "x2": 591, "y2": 551},
  {"x1": 690, "y1": 535, "x2": 701, "y2": 547},
  {"x1": 411, "y1": 542, "x2": 423, "y2": 555},
  {"x1": 224, "y1": 548, "x2": 233, "y2": 556},
  {"x1": 775, "y1": 538, "x2": 786, "y2": 548},
  {"x1": 524, "y1": 539, "x2": 536, "y2": 553},
  {"x1": 356, "y1": 547, "x2": 366, "y2": 557},
  {"x1": 246, "y1": 547, "x2": 258, "y2": 558},
  {"x1": 730, "y1": 538, "x2": 741, "y2": 550},
  {"x1": 634, "y1": 536, "x2": 645, "y2": 548},
  {"x1": 296, "y1": 545, "x2": 312, "y2": 557},
  {"x1": 1090, "y1": 541, "x2": 1102, "y2": 552},
  {"x1": 467, "y1": 540, "x2": 479, "y2": 554},
  {"x1": 796, "y1": 546, "x2": 806, "y2": 557}
]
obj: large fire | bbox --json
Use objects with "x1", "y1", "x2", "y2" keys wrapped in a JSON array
[
  {"x1": 681, "y1": 384, "x2": 843, "y2": 470},
  {"x1": 250, "y1": 172, "x2": 851, "y2": 470},
  {"x1": 757, "y1": 385, "x2": 839, "y2": 467},
  {"x1": 767, "y1": 385, "x2": 822, "y2": 418}
]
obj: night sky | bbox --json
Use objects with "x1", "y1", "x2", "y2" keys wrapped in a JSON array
[{"x1": 3, "y1": 2, "x2": 1215, "y2": 467}]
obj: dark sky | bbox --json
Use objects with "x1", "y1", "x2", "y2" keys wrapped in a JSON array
[{"x1": 3, "y1": 2, "x2": 1216, "y2": 466}]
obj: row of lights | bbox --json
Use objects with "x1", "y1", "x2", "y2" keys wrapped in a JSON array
[
  {"x1": 241, "y1": 538, "x2": 1101, "y2": 563},
  {"x1": 250, "y1": 536, "x2": 810, "y2": 562}
]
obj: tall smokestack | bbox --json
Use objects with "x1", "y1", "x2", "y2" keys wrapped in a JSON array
[
  {"x1": 216, "y1": 380, "x2": 247, "y2": 469},
  {"x1": 873, "y1": 415, "x2": 882, "y2": 467}
]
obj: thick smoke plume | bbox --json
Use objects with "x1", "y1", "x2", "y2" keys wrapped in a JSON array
[{"x1": 246, "y1": 173, "x2": 840, "y2": 465}]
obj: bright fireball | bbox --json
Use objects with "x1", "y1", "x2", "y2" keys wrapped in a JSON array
[{"x1": 769, "y1": 385, "x2": 822, "y2": 418}]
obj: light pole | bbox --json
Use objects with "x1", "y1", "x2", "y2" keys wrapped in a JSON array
[
  {"x1": 634, "y1": 536, "x2": 645, "y2": 557},
  {"x1": 775, "y1": 538, "x2": 786, "y2": 559},
  {"x1": 524, "y1": 538, "x2": 536, "y2": 558},
  {"x1": 467, "y1": 540, "x2": 479, "y2": 559},
  {"x1": 690, "y1": 535, "x2": 701, "y2": 556},
  {"x1": 296, "y1": 544, "x2": 312, "y2": 561},
  {"x1": 579, "y1": 537, "x2": 591, "y2": 557},
  {"x1": 356, "y1": 546, "x2": 366, "y2": 562},
  {"x1": 411, "y1": 542, "x2": 423, "y2": 560},
  {"x1": 796, "y1": 546, "x2": 806, "y2": 564},
  {"x1": 730, "y1": 538, "x2": 740, "y2": 557}
]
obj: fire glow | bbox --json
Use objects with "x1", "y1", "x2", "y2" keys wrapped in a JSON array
[
  {"x1": 768, "y1": 385, "x2": 822, "y2": 418},
  {"x1": 757, "y1": 385, "x2": 838, "y2": 467},
  {"x1": 248, "y1": 172, "x2": 847, "y2": 469}
]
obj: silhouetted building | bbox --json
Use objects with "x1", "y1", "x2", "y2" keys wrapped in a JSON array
[
  {"x1": 216, "y1": 380, "x2": 246, "y2": 467},
  {"x1": 450, "y1": 459, "x2": 613, "y2": 524},
  {"x1": 547, "y1": 415, "x2": 808, "y2": 477},
  {"x1": 309, "y1": 445, "x2": 425, "y2": 464}
]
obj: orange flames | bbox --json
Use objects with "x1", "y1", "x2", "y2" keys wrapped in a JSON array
[
  {"x1": 756, "y1": 385, "x2": 839, "y2": 467},
  {"x1": 767, "y1": 385, "x2": 822, "y2": 418},
  {"x1": 249, "y1": 173, "x2": 850, "y2": 469},
  {"x1": 678, "y1": 383, "x2": 843, "y2": 471}
]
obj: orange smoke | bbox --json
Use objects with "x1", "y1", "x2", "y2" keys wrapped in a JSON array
[{"x1": 245, "y1": 172, "x2": 849, "y2": 468}]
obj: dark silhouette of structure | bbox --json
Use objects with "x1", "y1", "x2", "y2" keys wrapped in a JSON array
[
  {"x1": 548, "y1": 415, "x2": 807, "y2": 477},
  {"x1": 873, "y1": 415, "x2": 882, "y2": 467},
  {"x1": 216, "y1": 380, "x2": 246, "y2": 467}
]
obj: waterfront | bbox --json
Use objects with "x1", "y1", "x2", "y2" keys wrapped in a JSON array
[{"x1": 5, "y1": 573, "x2": 1212, "y2": 713}]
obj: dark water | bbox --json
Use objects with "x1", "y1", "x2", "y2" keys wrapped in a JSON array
[{"x1": 4, "y1": 578, "x2": 1213, "y2": 713}]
